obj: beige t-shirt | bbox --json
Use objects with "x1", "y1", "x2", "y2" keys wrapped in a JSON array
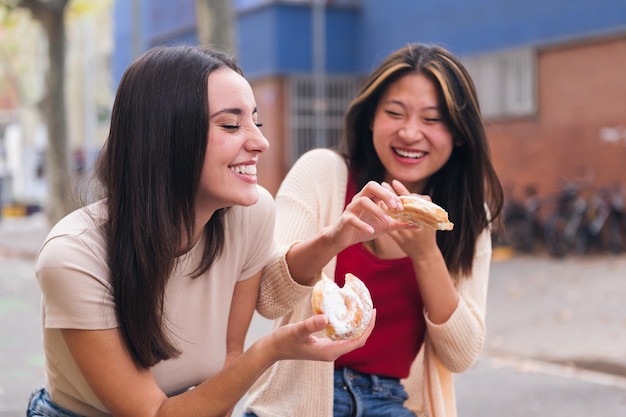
[{"x1": 35, "y1": 186, "x2": 275, "y2": 417}]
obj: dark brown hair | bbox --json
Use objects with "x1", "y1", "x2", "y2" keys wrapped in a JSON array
[
  {"x1": 339, "y1": 43, "x2": 503, "y2": 277},
  {"x1": 94, "y1": 45, "x2": 243, "y2": 367}
]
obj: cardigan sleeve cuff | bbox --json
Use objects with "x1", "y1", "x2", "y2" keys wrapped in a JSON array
[
  {"x1": 423, "y1": 298, "x2": 485, "y2": 373},
  {"x1": 256, "y1": 242, "x2": 322, "y2": 319}
]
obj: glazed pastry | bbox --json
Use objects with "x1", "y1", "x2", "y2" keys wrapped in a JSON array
[{"x1": 311, "y1": 274, "x2": 373, "y2": 340}]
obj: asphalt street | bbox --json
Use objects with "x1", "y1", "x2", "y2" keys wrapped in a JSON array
[{"x1": 1, "y1": 213, "x2": 625, "y2": 416}]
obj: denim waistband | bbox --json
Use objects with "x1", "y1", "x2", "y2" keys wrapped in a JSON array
[
  {"x1": 27, "y1": 387, "x2": 85, "y2": 417},
  {"x1": 335, "y1": 367, "x2": 400, "y2": 388}
]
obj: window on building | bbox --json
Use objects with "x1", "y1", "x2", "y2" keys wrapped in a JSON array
[
  {"x1": 288, "y1": 75, "x2": 361, "y2": 163},
  {"x1": 461, "y1": 47, "x2": 536, "y2": 119}
]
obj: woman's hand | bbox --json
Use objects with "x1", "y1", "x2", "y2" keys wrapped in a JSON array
[
  {"x1": 285, "y1": 181, "x2": 408, "y2": 284},
  {"x1": 263, "y1": 310, "x2": 377, "y2": 363},
  {"x1": 324, "y1": 181, "x2": 407, "y2": 250},
  {"x1": 384, "y1": 179, "x2": 441, "y2": 260},
  {"x1": 384, "y1": 180, "x2": 459, "y2": 324}
]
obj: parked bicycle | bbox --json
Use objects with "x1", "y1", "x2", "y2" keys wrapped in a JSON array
[{"x1": 497, "y1": 181, "x2": 626, "y2": 258}]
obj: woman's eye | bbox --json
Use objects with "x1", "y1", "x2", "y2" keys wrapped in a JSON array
[
  {"x1": 255, "y1": 122, "x2": 264, "y2": 128},
  {"x1": 384, "y1": 110, "x2": 402, "y2": 117},
  {"x1": 222, "y1": 124, "x2": 240, "y2": 131},
  {"x1": 425, "y1": 117, "x2": 442, "y2": 123}
]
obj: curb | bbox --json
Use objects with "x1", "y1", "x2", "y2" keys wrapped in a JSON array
[{"x1": 481, "y1": 351, "x2": 626, "y2": 389}]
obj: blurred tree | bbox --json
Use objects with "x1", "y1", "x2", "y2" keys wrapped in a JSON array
[
  {"x1": 1, "y1": 0, "x2": 72, "y2": 225},
  {"x1": 195, "y1": 0, "x2": 235, "y2": 53}
]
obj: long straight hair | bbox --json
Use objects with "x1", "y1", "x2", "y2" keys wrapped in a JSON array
[
  {"x1": 94, "y1": 45, "x2": 243, "y2": 367},
  {"x1": 339, "y1": 43, "x2": 504, "y2": 277}
]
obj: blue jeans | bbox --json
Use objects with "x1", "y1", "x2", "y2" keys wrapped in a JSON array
[
  {"x1": 243, "y1": 368, "x2": 415, "y2": 417},
  {"x1": 27, "y1": 387, "x2": 85, "y2": 417},
  {"x1": 333, "y1": 368, "x2": 416, "y2": 417}
]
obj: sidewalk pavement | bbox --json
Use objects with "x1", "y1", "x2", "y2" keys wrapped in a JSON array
[
  {"x1": 0, "y1": 213, "x2": 49, "y2": 260},
  {"x1": 485, "y1": 251, "x2": 626, "y2": 380}
]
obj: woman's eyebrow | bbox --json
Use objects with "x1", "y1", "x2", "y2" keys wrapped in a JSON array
[
  {"x1": 210, "y1": 107, "x2": 242, "y2": 118},
  {"x1": 209, "y1": 106, "x2": 258, "y2": 118}
]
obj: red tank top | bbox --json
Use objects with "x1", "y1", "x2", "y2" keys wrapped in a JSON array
[{"x1": 334, "y1": 173, "x2": 425, "y2": 379}]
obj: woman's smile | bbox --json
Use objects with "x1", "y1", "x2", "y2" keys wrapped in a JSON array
[
  {"x1": 228, "y1": 162, "x2": 258, "y2": 183},
  {"x1": 392, "y1": 147, "x2": 427, "y2": 161}
]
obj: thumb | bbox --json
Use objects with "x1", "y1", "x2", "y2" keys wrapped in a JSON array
[{"x1": 304, "y1": 314, "x2": 328, "y2": 335}]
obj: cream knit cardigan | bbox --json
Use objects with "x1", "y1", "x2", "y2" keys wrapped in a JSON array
[{"x1": 246, "y1": 148, "x2": 492, "y2": 417}]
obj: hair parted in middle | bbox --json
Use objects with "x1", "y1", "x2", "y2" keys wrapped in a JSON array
[{"x1": 338, "y1": 43, "x2": 503, "y2": 277}]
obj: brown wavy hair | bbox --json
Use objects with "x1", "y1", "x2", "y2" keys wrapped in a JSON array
[
  {"x1": 94, "y1": 45, "x2": 243, "y2": 367},
  {"x1": 339, "y1": 43, "x2": 503, "y2": 277}
]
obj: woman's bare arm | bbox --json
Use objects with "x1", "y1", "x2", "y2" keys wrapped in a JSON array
[{"x1": 62, "y1": 307, "x2": 375, "y2": 417}]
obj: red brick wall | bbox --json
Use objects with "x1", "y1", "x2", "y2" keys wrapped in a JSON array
[
  {"x1": 487, "y1": 35, "x2": 626, "y2": 203},
  {"x1": 251, "y1": 76, "x2": 287, "y2": 196}
]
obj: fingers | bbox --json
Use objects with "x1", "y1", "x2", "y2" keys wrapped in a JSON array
[
  {"x1": 359, "y1": 181, "x2": 402, "y2": 210},
  {"x1": 348, "y1": 181, "x2": 402, "y2": 225},
  {"x1": 270, "y1": 309, "x2": 376, "y2": 362},
  {"x1": 304, "y1": 314, "x2": 329, "y2": 335},
  {"x1": 390, "y1": 179, "x2": 432, "y2": 202},
  {"x1": 345, "y1": 184, "x2": 412, "y2": 236},
  {"x1": 350, "y1": 197, "x2": 391, "y2": 224},
  {"x1": 390, "y1": 179, "x2": 411, "y2": 196},
  {"x1": 355, "y1": 308, "x2": 376, "y2": 344},
  {"x1": 308, "y1": 309, "x2": 377, "y2": 360}
]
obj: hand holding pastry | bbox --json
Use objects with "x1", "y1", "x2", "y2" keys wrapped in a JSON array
[
  {"x1": 387, "y1": 195, "x2": 454, "y2": 231},
  {"x1": 311, "y1": 274, "x2": 374, "y2": 341}
]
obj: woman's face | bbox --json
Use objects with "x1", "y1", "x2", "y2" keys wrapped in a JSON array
[
  {"x1": 371, "y1": 72, "x2": 454, "y2": 194},
  {"x1": 197, "y1": 68, "x2": 269, "y2": 212}
]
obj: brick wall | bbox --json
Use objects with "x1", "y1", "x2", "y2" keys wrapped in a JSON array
[
  {"x1": 252, "y1": 76, "x2": 288, "y2": 196},
  {"x1": 487, "y1": 34, "x2": 626, "y2": 203}
]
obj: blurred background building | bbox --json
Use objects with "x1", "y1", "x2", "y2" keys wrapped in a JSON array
[
  {"x1": 112, "y1": 0, "x2": 626, "y2": 204},
  {"x1": 0, "y1": 1, "x2": 113, "y2": 216},
  {"x1": 1, "y1": 0, "x2": 625, "y2": 219}
]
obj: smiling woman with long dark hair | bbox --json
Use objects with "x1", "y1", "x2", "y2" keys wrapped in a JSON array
[
  {"x1": 26, "y1": 45, "x2": 374, "y2": 417},
  {"x1": 244, "y1": 43, "x2": 503, "y2": 417}
]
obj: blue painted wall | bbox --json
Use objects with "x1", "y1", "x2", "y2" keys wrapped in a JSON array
[
  {"x1": 112, "y1": 0, "x2": 146, "y2": 89},
  {"x1": 113, "y1": 0, "x2": 626, "y2": 84},
  {"x1": 147, "y1": 1, "x2": 197, "y2": 46},
  {"x1": 112, "y1": 0, "x2": 197, "y2": 89},
  {"x1": 356, "y1": 0, "x2": 626, "y2": 68},
  {"x1": 237, "y1": 3, "x2": 360, "y2": 78}
]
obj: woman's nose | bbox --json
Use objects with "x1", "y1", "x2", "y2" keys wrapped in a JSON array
[
  {"x1": 249, "y1": 126, "x2": 270, "y2": 153},
  {"x1": 398, "y1": 122, "x2": 424, "y2": 141}
]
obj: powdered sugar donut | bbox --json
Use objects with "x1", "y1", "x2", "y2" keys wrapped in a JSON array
[{"x1": 311, "y1": 273, "x2": 373, "y2": 340}]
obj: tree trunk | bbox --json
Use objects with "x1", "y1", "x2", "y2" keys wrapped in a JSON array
[
  {"x1": 195, "y1": 0, "x2": 235, "y2": 54},
  {"x1": 18, "y1": 0, "x2": 73, "y2": 225}
]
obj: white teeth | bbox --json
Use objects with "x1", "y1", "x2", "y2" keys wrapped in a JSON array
[
  {"x1": 395, "y1": 148, "x2": 425, "y2": 159},
  {"x1": 230, "y1": 165, "x2": 257, "y2": 175}
]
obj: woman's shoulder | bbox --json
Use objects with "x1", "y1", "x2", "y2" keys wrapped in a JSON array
[
  {"x1": 284, "y1": 148, "x2": 348, "y2": 189},
  {"x1": 37, "y1": 201, "x2": 107, "y2": 268},
  {"x1": 296, "y1": 147, "x2": 346, "y2": 168}
]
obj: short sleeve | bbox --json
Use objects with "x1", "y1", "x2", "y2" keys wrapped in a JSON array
[{"x1": 35, "y1": 233, "x2": 117, "y2": 330}]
